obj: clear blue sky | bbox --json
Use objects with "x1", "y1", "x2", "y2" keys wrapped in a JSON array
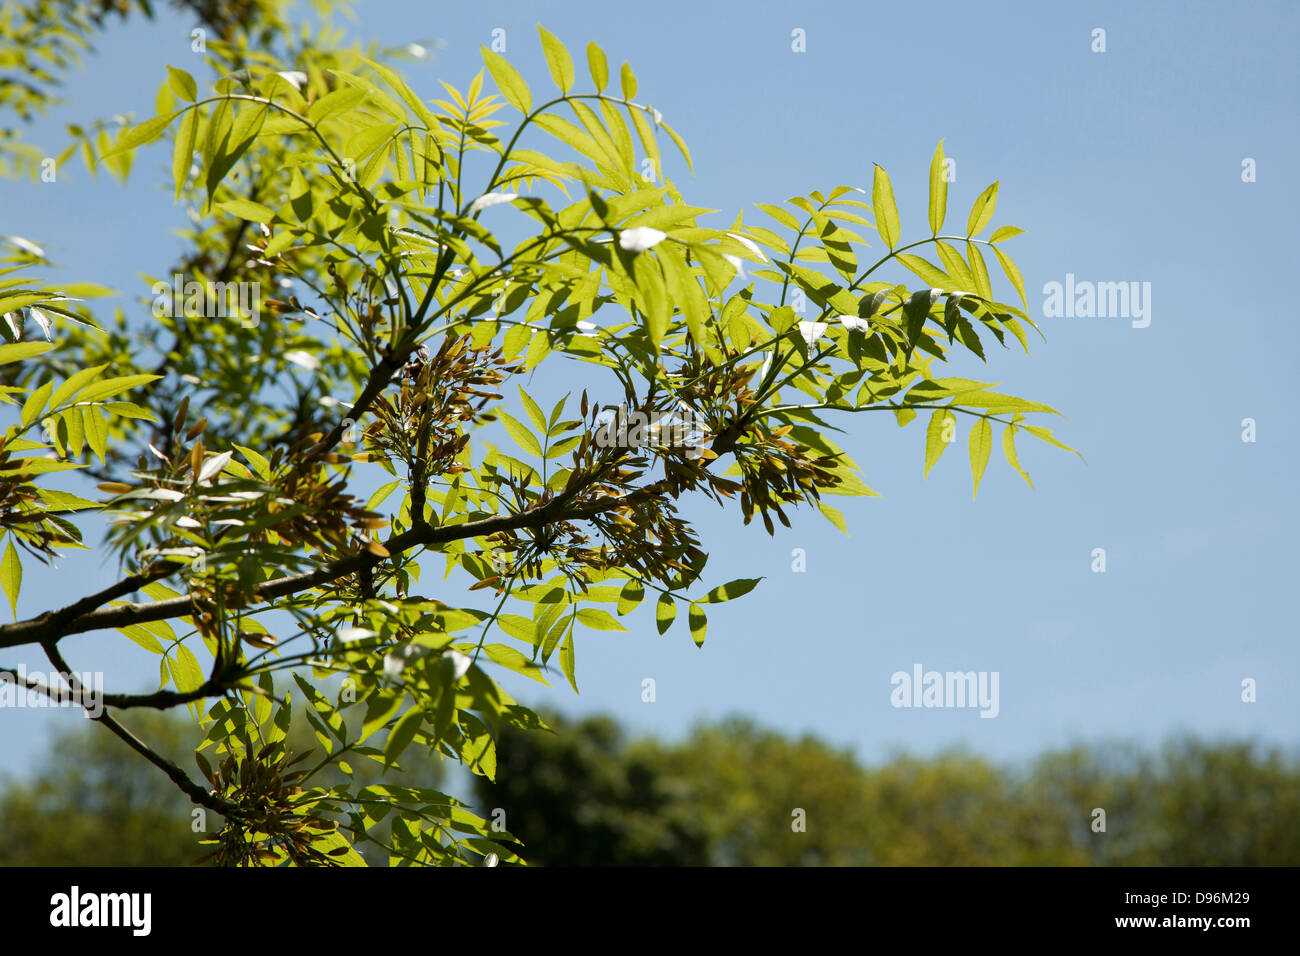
[{"x1": 2, "y1": 0, "x2": 1297, "y2": 779}]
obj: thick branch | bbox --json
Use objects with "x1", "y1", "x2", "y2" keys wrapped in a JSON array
[
  {"x1": 102, "y1": 679, "x2": 231, "y2": 710},
  {"x1": 0, "y1": 566, "x2": 179, "y2": 648},
  {"x1": 0, "y1": 478, "x2": 670, "y2": 650}
]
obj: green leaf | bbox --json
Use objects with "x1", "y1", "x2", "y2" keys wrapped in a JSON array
[
  {"x1": 496, "y1": 614, "x2": 538, "y2": 646},
  {"x1": 660, "y1": 121, "x2": 693, "y2": 175},
  {"x1": 586, "y1": 42, "x2": 609, "y2": 92},
  {"x1": 293, "y1": 673, "x2": 348, "y2": 743},
  {"x1": 967, "y1": 242, "x2": 993, "y2": 300},
  {"x1": 0, "y1": 458, "x2": 83, "y2": 476},
  {"x1": 20, "y1": 380, "x2": 53, "y2": 426},
  {"x1": 966, "y1": 182, "x2": 999, "y2": 237},
  {"x1": 620, "y1": 62, "x2": 637, "y2": 100},
  {"x1": 617, "y1": 578, "x2": 645, "y2": 615},
  {"x1": 0, "y1": 293, "x2": 49, "y2": 314},
  {"x1": 818, "y1": 501, "x2": 849, "y2": 535},
  {"x1": 82, "y1": 406, "x2": 108, "y2": 462},
  {"x1": 559, "y1": 629, "x2": 578, "y2": 693},
  {"x1": 482, "y1": 49, "x2": 532, "y2": 113},
  {"x1": 1002, "y1": 424, "x2": 1034, "y2": 489},
  {"x1": 170, "y1": 643, "x2": 204, "y2": 693},
  {"x1": 991, "y1": 245, "x2": 1028, "y2": 312},
  {"x1": 545, "y1": 435, "x2": 582, "y2": 459},
  {"x1": 687, "y1": 602, "x2": 707, "y2": 647},
  {"x1": 167, "y1": 66, "x2": 197, "y2": 102},
  {"x1": 361, "y1": 57, "x2": 441, "y2": 130},
  {"x1": 655, "y1": 593, "x2": 676, "y2": 634},
  {"x1": 538, "y1": 25, "x2": 575, "y2": 93},
  {"x1": 118, "y1": 624, "x2": 164, "y2": 654},
  {"x1": 361, "y1": 691, "x2": 403, "y2": 743},
  {"x1": 699, "y1": 578, "x2": 761, "y2": 604},
  {"x1": 928, "y1": 140, "x2": 947, "y2": 235},
  {"x1": 902, "y1": 289, "x2": 933, "y2": 350},
  {"x1": 757, "y1": 203, "x2": 800, "y2": 230},
  {"x1": 104, "y1": 111, "x2": 179, "y2": 158},
  {"x1": 518, "y1": 386, "x2": 547, "y2": 433},
  {"x1": 481, "y1": 644, "x2": 550, "y2": 684},
  {"x1": 75, "y1": 374, "x2": 159, "y2": 404},
  {"x1": 575, "y1": 608, "x2": 628, "y2": 632},
  {"x1": 172, "y1": 107, "x2": 197, "y2": 199},
  {"x1": 820, "y1": 465, "x2": 881, "y2": 498},
  {"x1": 548, "y1": 395, "x2": 569, "y2": 429},
  {"x1": 233, "y1": 443, "x2": 271, "y2": 480},
  {"x1": 872, "y1": 165, "x2": 900, "y2": 249},
  {"x1": 218, "y1": 198, "x2": 275, "y2": 223},
  {"x1": 968, "y1": 416, "x2": 992, "y2": 498},
  {"x1": 954, "y1": 390, "x2": 1057, "y2": 415},
  {"x1": 333, "y1": 71, "x2": 405, "y2": 123},
  {"x1": 1020, "y1": 424, "x2": 1084, "y2": 460},
  {"x1": 305, "y1": 86, "x2": 365, "y2": 124},
  {"x1": 496, "y1": 410, "x2": 542, "y2": 457},
  {"x1": 0, "y1": 342, "x2": 55, "y2": 365},
  {"x1": 626, "y1": 105, "x2": 660, "y2": 177},
  {"x1": 385, "y1": 707, "x2": 424, "y2": 766},
  {"x1": 533, "y1": 114, "x2": 605, "y2": 167},
  {"x1": 37, "y1": 488, "x2": 98, "y2": 512},
  {"x1": 924, "y1": 409, "x2": 956, "y2": 477},
  {"x1": 502, "y1": 323, "x2": 532, "y2": 360},
  {"x1": 367, "y1": 480, "x2": 401, "y2": 512},
  {"x1": 1, "y1": 540, "x2": 20, "y2": 618},
  {"x1": 659, "y1": 248, "x2": 707, "y2": 343},
  {"x1": 935, "y1": 242, "x2": 975, "y2": 292},
  {"x1": 539, "y1": 613, "x2": 568, "y2": 664},
  {"x1": 989, "y1": 225, "x2": 1023, "y2": 243},
  {"x1": 895, "y1": 254, "x2": 951, "y2": 290},
  {"x1": 141, "y1": 582, "x2": 183, "y2": 603}
]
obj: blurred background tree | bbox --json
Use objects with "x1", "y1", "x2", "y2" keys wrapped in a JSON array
[
  {"x1": 0, "y1": 703, "x2": 448, "y2": 866},
  {"x1": 3, "y1": 708, "x2": 1296, "y2": 866},
  {"x1": 473, "y1": 715, "x2": 1300, "y2": 866},
  {"x1": 473, "y1": 713, "x2": 712, "y2": 866},
  {"x1": 0, "y1": 710, "x2": 203, "y2": 865}
]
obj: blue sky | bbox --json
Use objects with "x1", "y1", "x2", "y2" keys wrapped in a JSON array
[{"x1": 2, "y1": 0, "x2": 1297, "y2": 779}]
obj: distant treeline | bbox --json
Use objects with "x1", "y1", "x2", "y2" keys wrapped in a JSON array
[{"x1": 2, "y1": 710, "x2": 1295, "y2": 865}]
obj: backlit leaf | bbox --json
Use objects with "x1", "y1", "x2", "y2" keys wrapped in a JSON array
[
  {"x1": 928, "y1": 140, "x2": 947, "y2": 235},
  {"x1": 966, "y1": 182, "x2": 999, "y2": 237},
  {"x1": 968, "y1": 416, "x2": 992, "y2": 498},
  {"x1": 1, "y1": 540, "x2": 20, "y2": 618},
  {"x1": 872, "y1": 165, "x2": 900, "y2": 249}
]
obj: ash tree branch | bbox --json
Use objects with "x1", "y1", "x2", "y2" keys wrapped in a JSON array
[
  {"x1": 39, "y1": 640, "x2": 239, "y2": 820},
  {"x1": 0, "y1": 475, "x2": 672, "y2": 650}
]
